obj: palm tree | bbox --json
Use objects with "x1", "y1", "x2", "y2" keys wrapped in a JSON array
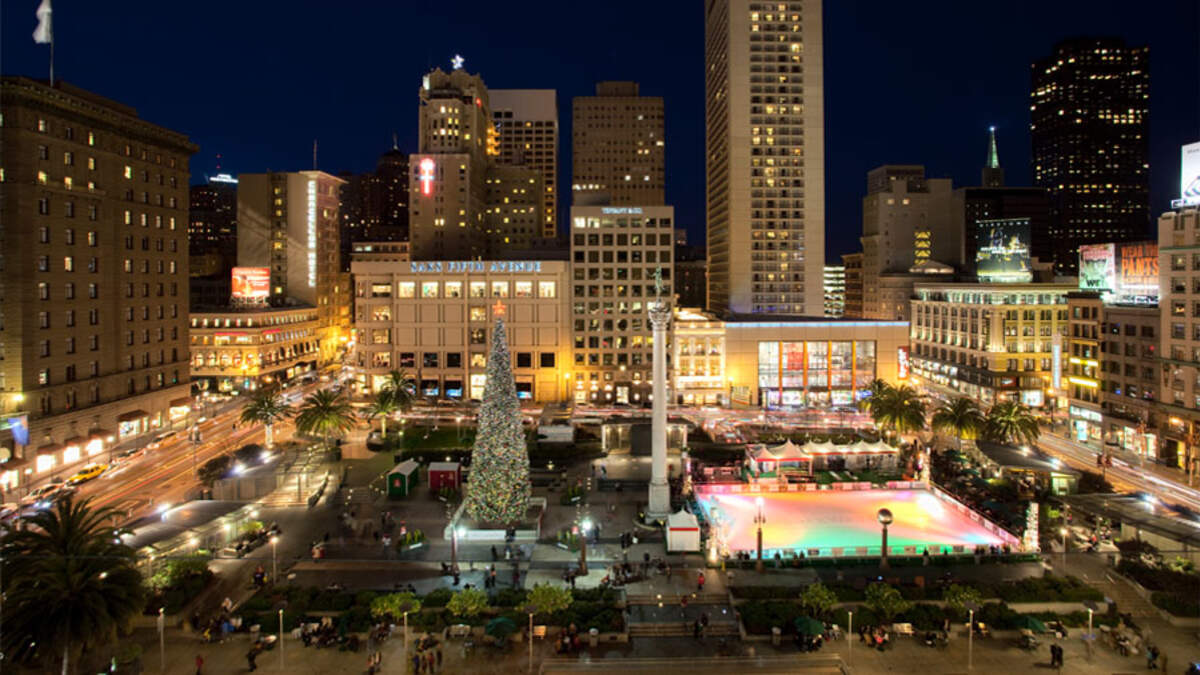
[
  {"x1": 872, "y1": 385, "x2": 926, "y2": 436},
  {"x1": 363, "y1": 389, "x2": 399, "y2": 436},
  {"x1": 240, "y1": 388, "x2": 288, "y2": 448},
  {"x1": 294, "y1": 389, "x2": 357, "y2": 451},
  {"x1": 984, "y1": 400, "x2": 1041, "y2": 446},
  {"x1": 1, "y1": 496, "x2": 145, "y2": 674},
  {"x1": 859, "y1": 379, "x2": 893, "y2": 413},
  {"x1": 930, "y1": 397, "x2": 986, "y2": 453},
  {"x1": 382, "y1": 369, "x2": 417, "y2": 412}
]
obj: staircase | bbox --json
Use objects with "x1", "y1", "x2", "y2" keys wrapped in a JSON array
[
  {"x1": 1097, "y1": 574, "x2": 1159, "y2": 618},
  {"x1": 626, "y1": 593, "x2": 730, "y2": 606}
]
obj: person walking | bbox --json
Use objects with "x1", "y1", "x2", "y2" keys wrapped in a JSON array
[
  {"x1": 437, "y1": 648, "x2": 443, "y2": 671},
  {"x1": 194, "y1": 654, "x2": 204, "y2": 674},
  {"x1": 246, "y1": 648, "x2": 258, "y2": 672},
  {"x1": 426, "y1": 650, "x2": 436, "y2": 673},
  {"x1": 412, "y1": 651, "x2": 421, "y2": 674},
  {"x1": 697, "y1": 571, "x2": 706, "y2": 592},
  {"x1": 1146, "y1": 644, "x2": 1159, "y2": 670}
]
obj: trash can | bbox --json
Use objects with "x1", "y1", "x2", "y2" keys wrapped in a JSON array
[
  {"x1": 771, "y1": 627, "x2": 781, "y2": 646},
  {"x1": 589, "y1": 628, "x2": 599, "y2": 647}
]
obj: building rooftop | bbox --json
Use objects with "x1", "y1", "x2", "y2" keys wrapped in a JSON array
[
  {"x1": 976, "y1": 441, "x2": 1081, "y2": 476},
  {"x1": 1060, "y1": 493, "x2": 1200, "y2": 549}
]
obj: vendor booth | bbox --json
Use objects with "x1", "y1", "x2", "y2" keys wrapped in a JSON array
[
  {"x1": 386, "y1": 460, "x2": 420, "y2": 499},
  {"x1": 666, "y1": 509, "x2": 701, "y2": 552},
  {"x1": 428, "y1": 461, "x2": 462, "y2": 490}
]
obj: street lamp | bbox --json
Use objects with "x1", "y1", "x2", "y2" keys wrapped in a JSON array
[
  {"x1": 847, "y1": 610, "x2": 853, "y2": 668},
  {"x1": 527, "y1": 609, "x2": 535, "y2": 672},
  {"x1": 1059, "y1": 527, "x2": 1068, "y2": 570},
  {"x1": 877, "y1": 508, "x2": 894, "y2": 570},
  {"x1": 965, "y1": 601, "x2": 981, "y2": 671},
  {"x1": 278, "y1": 608, "x2": 285, "y2": 670},
  {"x1": 579, "y1": 518, "x2": 593, "y2": 576},
  {"x1": 754, "y1": 496, "x2": 766, "y2": 573},
  {"x1": 271, "y1": 536, "x2": 279, "y2": 584}
]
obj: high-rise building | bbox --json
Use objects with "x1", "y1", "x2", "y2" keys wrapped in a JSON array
[
  {"x1": 491, "y1": 90, "x2": 559, "y2": 238},
  {"x1": 823, "y1": 265, "x2": 845, "y2": 317},
  {"x1": 571, "y1": 82, "x2": 664, "y2": 207},
  {"x1": 237, "y1": 171, "x2": 349, "y2": 364},
  {"x1": 1157, "y1": 206, "x2": 1200, "y2": 480},
  {"x1": 338, "y1": 147, "x2": 411, "y2": 271},
  {"x1": 484, "y1": 164, "x2": 544, "y2": 254},
  {"x1": 1031, "y1": 37, "x2": 1150, "y2": 275},
  {"x1": 842, "y1": 252, "x2": 864, "y2": 318},
  {"x1": 860, "y1": 166, "x2": 956, "y2": 319},
  {"x1": 569, "y1": 205, "x2": 674, "y2": 404},
  {"x1": 0, "y1": 78, "x2": 196, "y2": 484},
  {"x1": 409, "y1": 67, "x2": 497, "y2": 260},
  {"x1": 188, "y1": 173, "x2": 237, "y2": 261},
  {"x1": 675, "y1": 242, "x2": 707, "y2": 309},
  {"x1": 705, "y1": 0, "x2": 825, "y2": 316}
]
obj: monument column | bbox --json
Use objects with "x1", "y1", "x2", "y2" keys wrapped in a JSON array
[{"x1": 646, "y1": 275, "x2": 671, "y2": 521}]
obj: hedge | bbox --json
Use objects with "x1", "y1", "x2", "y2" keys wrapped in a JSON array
[{"x1": 1117, "y1": 560, "x2": 1200, "y2": 617}]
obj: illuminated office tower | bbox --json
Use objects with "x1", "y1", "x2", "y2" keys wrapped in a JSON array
[
  {"x1": 705, "y1": 0, "x2": 825, "y2": 315},
  {"x1": 491, "y1": 90, "x2": 559, "y2": 238},
  {"x1": 572, "y1": 82, "x2": 664, "y2": 207}
]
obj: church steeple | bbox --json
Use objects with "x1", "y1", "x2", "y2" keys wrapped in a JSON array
[{"x1": 982, "y1": 125, "x2": 1004, "y2": 187}]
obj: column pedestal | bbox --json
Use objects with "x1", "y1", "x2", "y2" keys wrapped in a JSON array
[{"x1": 646, "y1": 298, "x2": 671, "y2": 522}]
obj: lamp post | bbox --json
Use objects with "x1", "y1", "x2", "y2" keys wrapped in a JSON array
[
  {"x1": 271, "y1": 535, "x2": 279, "y2": 584},
  {"x1": 964, "y1": 600, "x2": 980, "y2": 672},
  {"x1": 847, "y1": 610, "x2": 853, "y2": 669},
  {"x1": 528, "y1": 610, "x2": 535, "y2": 672},
  {"x1": 278, "y1": 608, "x2": 284, "y2": 670},
  {"x1": 579, "y1": 518, "x2": 593, "y2": 576},
  {"x1": 1059, "y1": 527, "x2": 1068, "y2": 570},
  {"x1": 1083, "y1": 598, "x2": 1098, "y2": 660},
  {"x1": 754, "y1": 496, "x2": 765, "y2": 573},
  {"x1": 877, "y1": 508, "x2": 894, "y2": 570},
  {"x1": 403, "y1": 609, "x2": 410, "y2": 665}
]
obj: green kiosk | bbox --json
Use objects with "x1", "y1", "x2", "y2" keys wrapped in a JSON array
[{"x1": 387, "y1": 459, "x2": 420, "y2": 499}]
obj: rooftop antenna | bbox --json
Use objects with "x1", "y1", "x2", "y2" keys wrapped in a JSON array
[
  {"x1": 392, "y1": 132, "x2": 399, "y2": 151},
  {"x1": 312, "y1": 139, "x2": 318, "y2": 170}
]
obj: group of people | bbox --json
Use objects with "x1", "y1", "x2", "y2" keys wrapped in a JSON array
[
  {"x1": 299, "y1": 616, "x2": 343, "y2": 649},
  {"x1": 411, "y1": 635, "x2": 443, "y2": 674},
  {"x1": 555, "y1": 623, "x2": 584, "y2": 654},
  {"x1": 691, "y1": 612, "x2": 712, "y2": 640},
  {"x1": 601, "y1": 561, "x2": 645, "y2": 587},
  {"x1": 857, "y1": 625, "x2": 892, "y2": 651}
]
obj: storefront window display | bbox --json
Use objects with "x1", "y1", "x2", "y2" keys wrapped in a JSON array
[{"x1": 757, "y1": 340, "x2": 876, "y2": 408}]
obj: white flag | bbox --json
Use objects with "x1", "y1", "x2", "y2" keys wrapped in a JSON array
[{"x1": 33, "y1": 0, "x2": 52, "y2": 44}]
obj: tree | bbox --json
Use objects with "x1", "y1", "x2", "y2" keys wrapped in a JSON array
[
  {"x1": 197, "y1": 454, "x2": 232, "y2": 486},
  {"x1": 293, "y1": 389, "x2": 356, "y2": 451},
  {"x1": 864, "y1": 582, "x2": 911, "y2": 624},
  {"x1": 363, "y1": 389, "x2": 399, "y2": 436},
  {"x1": 931, "y1": 397, "x2": 985, "y2": 452},
  {"x1": 943, "y1": 584, "x2": 982, "y2": 620},
  {"x1": 799, "y1": 582, "x2": 837, "y2": 620},
  {"x1": 1, "y1": 496, "x2": 145, "y2": 674},
  {"x1": 464, "y1": 317, "x2": 531, "y2": 525},
  {"x1": 240, "y1": 388, "x2": 288, "y2": 449},
  {"x1": 872, "y1": 385, "x2": 926, "y2": 436},
  {"x1": 381, "y1": 369, "x2": 417, "y2": 413},
  {"x1": 984, "y1": 400, "x2": 1040, "y2": 446},
  {"x1": 446, "y1": 587, "x2": 489, "y2": 619},
  {"x1": 859, "y1": 379, "x2": 893, "y2": 413},
  {"x1": 370, "y1": 592, "x2": 421, "y2": 622},
  {"x1": 525, "y1": 584, "x2": 573, "y2": 621}
]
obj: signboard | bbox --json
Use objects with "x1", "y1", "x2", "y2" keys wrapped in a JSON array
[
  {"x1": 1051, "y1": 333, "x2": 1062, "y2": 390},
  {"x1": 897, "y1": 346, "x2": 910, "y2": 380},
  {"x1": 418, "y1": 158, "x2": 435, "y2": 196},
  {"x1": 1076, "y1": 241, "x2": 1158, "y2": 304},
  {"x1": 1078, "y1": 244, "x2": 1116, "y2": 292},
  {"x1": 1178, "y1": 141, "x2": 1200, "y2": 208},
  {"x1": 409, "y1": 261, "x2": 543, "y2": 274},
  {"x1": 231, "y1": 267, "x2": 270, "y2": 300},
  {"x1": 975, "y1": 218, "x2": 1032, "y2": 283}
]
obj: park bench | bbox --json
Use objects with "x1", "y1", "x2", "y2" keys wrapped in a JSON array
[
  {"x1": 449, "y1": 624, "x2": 472, "y2": 639},
  {"x1": 891, "y1": 623, "x2": 914, "y2": 636}
]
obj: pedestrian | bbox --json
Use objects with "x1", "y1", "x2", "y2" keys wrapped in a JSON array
[
  {"x1": 491, "y1": 545, "x2": 498, "y2": 561},
  {"x1": 1147, "y1": 644, "x2": 1159, "y2": 670},
  {"x1": 693, "y1": 620, "x2": 701, "y2": 640},
  {"x1": 195, "y1": 654, "x2": 204, "y2": 674},
  {"x1": 697, "y1": 571, "x2": 706, "y2": 592},
  {"x1": 437, "y1": 648, "x2": 443, "y2": 670},
  {"x1": 412, "y1": 651, "x2": 421, "y2": 674},
  {"x1": 426, "y1": 650, "x2": 436, "y2": 673},
  {"x1": 246, "y1": 649, "x2": 257, "y2": 672},
  {"x1": 513, "y1": 565, "x2": 521, "y2": 587},
  {"x1": 569, "y1": 572, "x2": 576, "y2": 589}
]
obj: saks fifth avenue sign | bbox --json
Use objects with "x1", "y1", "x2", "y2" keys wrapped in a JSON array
[{"x1": 409, "y1": 261, "x2": 543, "y2": 274}]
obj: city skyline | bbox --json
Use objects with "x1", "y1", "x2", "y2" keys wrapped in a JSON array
[{"x1": 1, "y1": 0, "x2": 1195, "y2": 261}]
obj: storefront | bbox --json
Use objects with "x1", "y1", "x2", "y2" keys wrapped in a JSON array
[
  {"x1": 117, "y1": 410, "x2": 148, "y2": 439},
  {"x1": 755, "y1": 340, "x2": 876, "y2": 409},
  {"x1": 1069, "y1": 405, "x2": 1103, "y2": 446}
]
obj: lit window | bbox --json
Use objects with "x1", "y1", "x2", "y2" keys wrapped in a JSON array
[
  {"x1": 397, "y1": 282, "x2": 415, "y2": 298},
  {"x1": 421, "y1": 282, "x2": 439, "y2": 298},
  {"x1": 538, "y1": 281, "x2": 557, "y2": 298}
]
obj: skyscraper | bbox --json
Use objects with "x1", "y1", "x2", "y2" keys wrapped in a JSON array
[
  {"x1": 571, "y1": 82, "x2": 664, "y2": 207},
  {"x1": 188, "y1": 173, "x2": 237, "y2": 260},
  {"x1": 705, "y1": 0, "x2": 825, "y2": 316},
  {"x1": 1031, "y1": 37, "x2": 1150, "y2": 275},
  {"x1": 0, "y1": 78, "x2": 195, "y2": 484},
  {"x1": 491, "y1": 90, "x2": 559, "y2": 238},
  {"x1": 409, "y1": 67, "x2": 497, "y2": 260},
  {"x1": 237, "y1": 171, "x2": 349, "y2": 364}
]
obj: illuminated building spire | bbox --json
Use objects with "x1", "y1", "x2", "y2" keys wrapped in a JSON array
[{"x1": 982, "y1": 125, "x2": 1004, "y2": 187}]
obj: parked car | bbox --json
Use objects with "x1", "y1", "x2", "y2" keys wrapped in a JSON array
[{"x1": 67, "y1": 463, "x2": 108, "y2": 485}]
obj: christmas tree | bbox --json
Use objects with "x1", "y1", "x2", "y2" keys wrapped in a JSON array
[{"x1": 464, "y1": 312, "x2": 531, "y2": 524}]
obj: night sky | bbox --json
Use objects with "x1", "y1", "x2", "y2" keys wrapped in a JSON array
[{"x1": 3, "y1": 1, "x2": 1197, "y2": 260}]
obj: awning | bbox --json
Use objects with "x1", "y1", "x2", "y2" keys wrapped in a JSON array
[
  {"x1": 117, "y1": 410, "x2": 148, "y2": 422},
  {"x1": 62, "y1": 436, "x2": 85, "y2": 448},
  {"x1": 37, "y1": 443, "x2": 62, "y2": 455},
  {"x1": 88, "y1": 429, "x2": 114, "y2": 441},
  {"x1": 169, "y1": 397, "x2": 191, "y2": 408}
]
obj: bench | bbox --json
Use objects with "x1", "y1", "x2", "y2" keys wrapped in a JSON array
[
  {"x1": 449, "y1": 624, "x2": 472, "y2": 639},
  {"x1": 532, "y1": 625, "x2": 547, "y2": 640},
  {"x1": 891, "y1": 623, "x2": 914, "y2": 636}
]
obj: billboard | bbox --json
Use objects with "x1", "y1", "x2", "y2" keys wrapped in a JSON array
[
  {"x1": 231, "y1": 267, "x2": 270, "y2": 301},
  {"x1": 1078, "y1": 244, "x2": 1116, "y2": 292},
  {"x1": 1076, "y1": 241, "x2": 1158, "y2": 304},
  {"x1": 897, "y1": 346, "x2": 910, "y2": 380},
  {"x1": 1181, "y1": 142, "x2": 1200, "y2": 207},
  {"x1": 975, "y1": 218, "x2": 1032, "y2": 283}
]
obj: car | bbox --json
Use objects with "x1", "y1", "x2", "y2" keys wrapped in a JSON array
[
  {"x1": 20, "y1": 484, "x2": 62, "y2": 507},
  {"x1": 147, "y1": 431, "x2": 179, "y2": 450},
  {"x1": 67, "y1": 463, "x2": 108, "y2": 485}
]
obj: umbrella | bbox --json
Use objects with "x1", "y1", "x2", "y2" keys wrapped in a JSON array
[
  {"x1": 793, "y1": 616, "x2": 825, "y2": 636},
  {"x1": 486, "y1": 617, "x2": 517, "y2": 638},
  {"x1": 1015, "y1": 616, "x2": 1047, "y2": 633}
]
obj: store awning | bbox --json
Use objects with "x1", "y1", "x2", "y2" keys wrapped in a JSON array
[
  {"x1": 117, "y1": 410, "x2": 148, "y2": 422},
  {"x1": 37, "y1": 443, "x2": 62, "y2": 455},
  {"x1": 169, "y1": 397, "x2": 191, "y2": 408},
  {"x1": 62, "y1": 436, "x2": 85, "y2": 448},
  {"x1": 88, "y1": 429, "x2": 114, "y2": 441}
]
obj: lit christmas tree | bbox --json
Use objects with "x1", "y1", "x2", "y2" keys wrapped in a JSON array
[{"x1": 465, "y1": 307, "x2": 531, "y2": 524}]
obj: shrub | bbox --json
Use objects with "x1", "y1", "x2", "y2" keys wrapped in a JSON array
[
  {"x1": 422, "y1": 588, "x2": 452, "y2": 608},
  {"x1": 446, "y1": 587, "x2": 488, "y2": 618},
  {"x1": 491, "y1": 588, "x2": 530, "y2": 608},
  {"x1": 1151, "y1": 592, "x2": 1200, "y2": 617},
  {"x1": 864, "y1": 583, "x2": 911, "y2": 624},
  {"x1": 571, "y1": 587, "x2": 619, "y2": 604},
  {"x1": 738, "y1": 600, "x2": 806, "y2": 635}
]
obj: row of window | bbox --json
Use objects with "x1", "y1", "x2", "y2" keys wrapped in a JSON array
[
  {"x1": 368, "y1": 350, "x2": 555, "y2": 370},
  {"x1": 364, "y1": 280, "x2": 557, "y2": 299}
]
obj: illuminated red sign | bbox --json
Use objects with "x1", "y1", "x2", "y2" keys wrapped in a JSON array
[
  {"x1": 231, "y1": 267, "x2": 269, "y2": 301},
  {"x1": 897, "y1": 346, "x2": 910, "y2": 380},
  {"x1": 418, "y1": 158, "x2": 435, "y2": 196}
]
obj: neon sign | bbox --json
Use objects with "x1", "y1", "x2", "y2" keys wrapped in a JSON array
[
  {"x1": 306, "y1": 180, "x2": 317, "y2": 288},
  {"x1": 418, "y1": 158, "x2": 435, "y2": 196},
  {"x1": 897, "y1": 346, "x2": 910, "y2": 380}
]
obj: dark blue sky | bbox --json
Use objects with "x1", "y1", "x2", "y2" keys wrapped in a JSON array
[{"x1": 3, "y1": 1, "x2": 1197, "y2": 260}]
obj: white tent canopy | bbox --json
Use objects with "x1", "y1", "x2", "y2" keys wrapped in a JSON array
[{"x1": 666, "y1": 509, "x2": 701, "y2": 552}]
